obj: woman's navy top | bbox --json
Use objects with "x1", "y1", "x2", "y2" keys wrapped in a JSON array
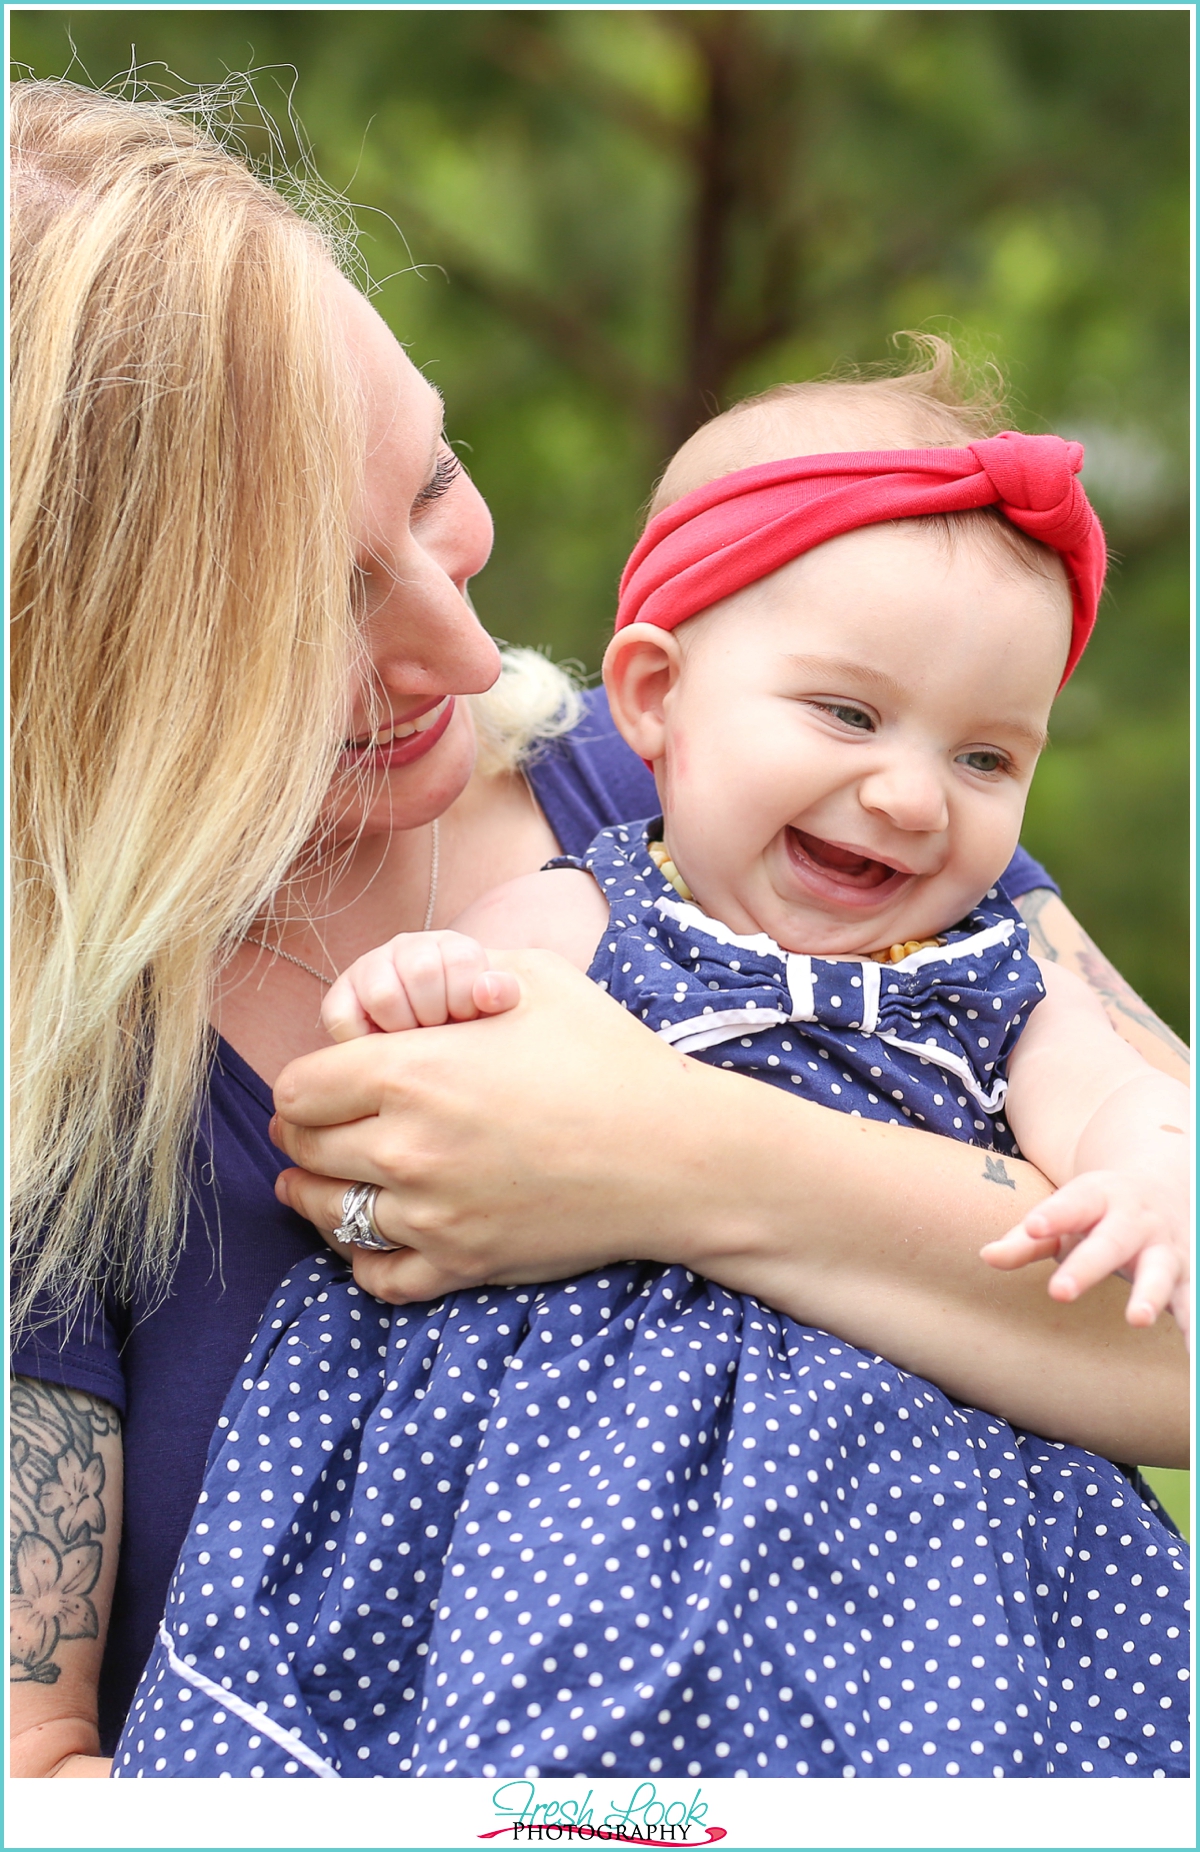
[{"x1": 10, "y1": 687, "x2": 1055, "y2": 1752}]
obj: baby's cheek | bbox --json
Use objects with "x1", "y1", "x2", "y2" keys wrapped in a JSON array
[
  {"x1": 957, "y1": 806, "x2": 1022, "y2": 897},
  {"x1": 665, "y1": 723, "x2": 690, "y2": 786}
]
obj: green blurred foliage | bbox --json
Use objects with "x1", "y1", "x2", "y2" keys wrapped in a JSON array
[
  {"x1": 1142, "y1": 1468, "x2": 1191, "y2": 1543},
  {"x1": 12, "y1": 8, "x2": 1190, "y2": 1035}
]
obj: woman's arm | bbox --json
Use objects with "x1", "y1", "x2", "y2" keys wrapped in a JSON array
[
  {"x1": 1016, "y1": 888, "x2": 1190, "y2": 1083},
  {"x1": 9, "y1": 1378, "x2": 121, "y2": 1778},
  {"x1": 271, "y1": 949, "x2": 1188, "y2": 1468}
]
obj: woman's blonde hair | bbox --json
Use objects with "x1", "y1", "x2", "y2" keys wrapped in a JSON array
[
  {"x1": 10, "y1": 79, "x2": 365, "y2": 1326},
  {"x1": 469, "y1": 648, "x2": 584, "y2": 776}
]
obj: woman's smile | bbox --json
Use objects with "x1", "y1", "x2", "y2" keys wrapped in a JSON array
[{"x1": 340, "y1": 693, "x2": 456, "y2": 769}]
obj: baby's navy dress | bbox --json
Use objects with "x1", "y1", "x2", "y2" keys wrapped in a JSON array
[{"x1": 115, "y1": 822, "x2": 1190, "y2": 1779}]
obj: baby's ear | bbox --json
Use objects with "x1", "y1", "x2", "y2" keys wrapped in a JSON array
[{"x1": 602, "y1": 624, "x2": 684, "y2": 767}]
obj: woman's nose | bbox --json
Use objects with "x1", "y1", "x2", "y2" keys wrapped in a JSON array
[
  {"x1": 411, "y1": 469, "x2": 495, "y2": 597},
  {"x1": 858, "y1": 756, "x2": 950, "y2": 835},
  {"x1": 370, "y1": 486, "x2": 501, "y2": 698},
  {"x1": 371, "y1": 570, "x2": 501, "y2": 698}
]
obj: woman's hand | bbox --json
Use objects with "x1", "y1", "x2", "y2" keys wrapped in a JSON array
[
  {"x1": 275, "y1": 950, "x2": 697, "y2": 1301},
  {"x1": 272, "y1": 948, "x2": 1188, "y2": 1465}
]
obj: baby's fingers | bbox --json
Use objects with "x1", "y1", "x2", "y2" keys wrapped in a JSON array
[
  {"x1": 322, "y1": 968, "x2": 393, "y2": 1041},
  {"x1": 980, "y1": 1174, "x2": 1109, "y2": 1273},
  {"x1": 1125, "y1": 1242, "x2": 1185, "y2": 1330},
  {"x1": 326, "y1": 947, "x2": 421, "y2": 1036},
  {"x1": 980, "y1": 1224, "x2": 1062, "y2": 1271},
  {"x1": 1016, "y1": 1175, "x2": 1111, "y2": 1247},
  {"x1": 1047, "y1": 1216, "x2": 1145, "y2": 1305},
  {"x1": 436, "y1": 934, "x2": 504, "y2": 1022},
  {"x1": 471, "y1": 969, "x2": 521, "y2": 1015}
]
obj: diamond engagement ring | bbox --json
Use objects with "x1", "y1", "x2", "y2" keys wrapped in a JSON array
[{"x1": 333, "y1": 1182, "x2": 392, "y2": 1251}]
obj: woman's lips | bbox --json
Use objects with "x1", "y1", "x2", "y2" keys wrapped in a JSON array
[
  {"x1": 339, "y1": 695, "x2": 456, "y2": 770},
  {"x1": 784, "y1": 827, "x2": 914, "y2": 908}
]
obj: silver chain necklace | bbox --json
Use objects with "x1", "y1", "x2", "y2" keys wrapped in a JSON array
[{"x1": 244, "y1": 818, "x2": 439, "y2": 987}]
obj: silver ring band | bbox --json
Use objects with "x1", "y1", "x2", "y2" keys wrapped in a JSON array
[
  {"x1": 358, "y1": 1183, "x2": 384, "y2": 1244},
  {"x1": 333, "y1": 1182, "x2": 392, "y2": 1252}
]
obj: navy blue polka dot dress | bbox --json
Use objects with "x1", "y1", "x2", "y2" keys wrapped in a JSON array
[{"x1": 114, "y1": 823, "x2": 1190, "y2": 1780}]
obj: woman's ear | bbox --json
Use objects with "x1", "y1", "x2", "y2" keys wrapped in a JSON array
[{"x1": 602, "y1": 624, "x2": 684, "y2": 767}]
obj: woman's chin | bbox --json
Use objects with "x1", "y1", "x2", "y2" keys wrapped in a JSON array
[{"x1": 319, "y1": 704, "x2": 478, "y2": 843}]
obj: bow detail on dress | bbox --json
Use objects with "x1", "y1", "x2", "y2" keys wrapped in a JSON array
[
  {"x1": 580, "y1": 820, "x2": 1046, "y2": 1120},
  {"x1": 648, "y1": 893, "x2": 1037, "y2": 1114}
]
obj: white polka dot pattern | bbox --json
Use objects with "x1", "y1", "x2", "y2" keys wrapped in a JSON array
[
  {"x1": 558, "y1": 820, "x2": 1044, "y2": 1151},
  {"x1": 115, "y1": 1256, "x2": 1190, "y2": 1780},
  {"x1": 113, "y1": 818, "x2": 1187, "y2": 1780}
]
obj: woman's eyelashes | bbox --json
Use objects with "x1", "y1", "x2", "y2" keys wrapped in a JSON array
[{"x1": 413, "y1": 447, "x2": 463, "y2": 511}]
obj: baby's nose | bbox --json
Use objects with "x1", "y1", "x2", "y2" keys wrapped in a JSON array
[{"x1": 859, "y1": 759, "x2": 950, "y2": 835}]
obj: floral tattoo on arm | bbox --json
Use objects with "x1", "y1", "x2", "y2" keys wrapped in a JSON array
[
  {"x1": 9, "y1": 1379, "x2": 119, "y2": 1685},
  {"x1": 1018, "y1": 887, "x2": 1190, "y2": 1066}
]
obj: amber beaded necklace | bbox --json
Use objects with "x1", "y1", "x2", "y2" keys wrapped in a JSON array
[{"x1": 647, "y1": 839, "x2": 943, "y2": 966}]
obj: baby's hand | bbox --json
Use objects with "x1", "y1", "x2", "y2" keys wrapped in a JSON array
[
  {"x1": 981, "y1": 1170, "x2": 1190, "y2": 1344},
  {"x1": 321, "y1": 931, "x2": 521, "y2": 1041}
]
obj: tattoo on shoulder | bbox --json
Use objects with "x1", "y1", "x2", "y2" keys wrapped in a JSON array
[
  {"x1": 1071, "y1": 941, "x2": 1191, "y2": 1065},
  {"x1": 983, "y1": 1155, "x2": 1017, "y2": 1189},
  {"x1": 9, "y1": 1379, "x2": 119, "y2": 1686},
  {"x1": 1017, "y1": 887, "x2": 1189, "y2": 1066},
  {"x1": 1014, "y1": 887, "x2": 1059, "y2": 963}
]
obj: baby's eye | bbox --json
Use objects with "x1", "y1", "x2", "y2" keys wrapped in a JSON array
[
  {"x1": 816, "y1": 702, "x2": 875, "y2": 732},
  {"x1": 956, "y1": 748, "x2": 1009, "y2": 775}
]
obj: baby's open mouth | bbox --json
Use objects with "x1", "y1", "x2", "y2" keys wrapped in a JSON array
[{"x1": 787, "y1": 827, "x2": 905, "y2": 891}]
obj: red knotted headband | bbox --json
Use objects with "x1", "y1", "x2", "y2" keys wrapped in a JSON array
[{"x1": 615, "y1": 431, "x2": 1106, "y2": 685}]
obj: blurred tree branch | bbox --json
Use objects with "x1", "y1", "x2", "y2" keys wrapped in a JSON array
[{"x1": 382, "y1": 189, "x2": 673, "y2": 432}]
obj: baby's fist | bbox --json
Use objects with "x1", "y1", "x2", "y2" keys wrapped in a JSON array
[{"x1": 321, "y1": 930, "x2": 520, "y2": 1040}]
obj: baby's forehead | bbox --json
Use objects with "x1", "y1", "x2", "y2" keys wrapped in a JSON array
[
  {"x1": 653, "y1": 392, "x2": 959, "y2": 513},
  {"x1": 675, "y1": 520, "x2": 1071, "y2": 704}
]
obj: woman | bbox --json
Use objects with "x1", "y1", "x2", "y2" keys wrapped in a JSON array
[{"x1": 10, "y1": 80, "x2": 1186, "y2": 1778}]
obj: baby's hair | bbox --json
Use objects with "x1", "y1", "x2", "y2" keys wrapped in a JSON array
[{"x1": 650, "y1": 335, "x2": 1070, "y2": 605}]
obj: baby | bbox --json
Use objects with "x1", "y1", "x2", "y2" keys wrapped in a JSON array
[
  {"x1": 327, "y1": 383, "x2": 1190, "y2": 1343},
  {"x1": 116, "y1": 366, "x2": 1191, "y2": 1783}
]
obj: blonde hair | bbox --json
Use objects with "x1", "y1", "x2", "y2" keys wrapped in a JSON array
[
  {"x1": 650, "y1": 334, "x2": 1068, "y2": 597},
  {"x1": 10, "y1": 79, "x2": 363, "y2": 1327},
  {"x1": 470, "y1": 648, "x2": 585, "y2": 776}
]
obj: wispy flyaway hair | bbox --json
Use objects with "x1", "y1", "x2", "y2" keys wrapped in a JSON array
[{"x1": 10, "y1": 77, "x2": 364, "y2": 1326}]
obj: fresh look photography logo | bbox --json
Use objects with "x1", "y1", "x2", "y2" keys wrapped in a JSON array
[{"x1": 479, "y1": 1779, "x2": 727, "y2": 1845}]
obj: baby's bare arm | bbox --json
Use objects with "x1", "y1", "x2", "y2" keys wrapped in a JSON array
[
  {"x1": 1002, "y1": 962, "x2": 1169, "y2": 1181},
  {"x1": 452, "y1": 868, "x2": 610, "y2": 969},
  {"x1": 990, "y1": 962, "x2": 1190, "y2": 1335}
]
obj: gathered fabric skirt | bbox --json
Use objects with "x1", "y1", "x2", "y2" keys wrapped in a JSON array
[{"x1": 115, "y1": 1252, "x2": 1189, "y2": 1779}]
